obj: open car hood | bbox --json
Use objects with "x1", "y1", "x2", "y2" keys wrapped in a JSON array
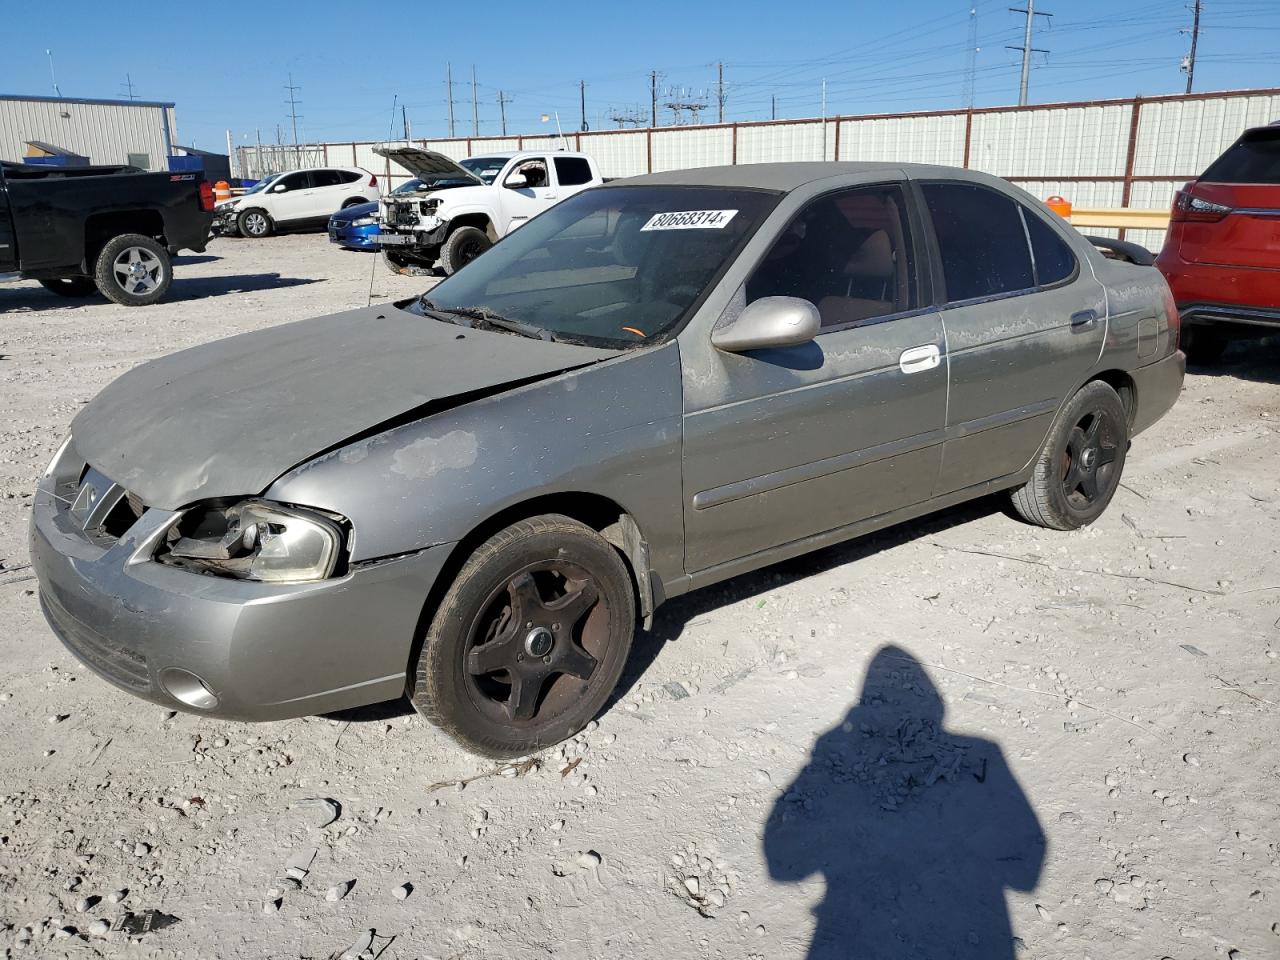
[
  {"x1": 373, "y1": 144, "x2": 484, "y2": 185},
  {"x1": 71, "y1": 305, "x2": 615, "y2": 510}
]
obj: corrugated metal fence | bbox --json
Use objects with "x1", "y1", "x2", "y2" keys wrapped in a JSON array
[{"x1": 238, "y1": 87, "x2": 1280, "y2": 251}]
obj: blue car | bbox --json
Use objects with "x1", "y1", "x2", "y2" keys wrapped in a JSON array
[{"x1": 327, "y1": 201, "x2": 380, "y2": 251}]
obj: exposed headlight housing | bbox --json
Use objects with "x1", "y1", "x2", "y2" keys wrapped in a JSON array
[
  {"x1": 420, "y1": 198, "x2": 441, "y2": 215},
  {"x1": 160, "y1": 500, "x2": 345, "y2": 583}
]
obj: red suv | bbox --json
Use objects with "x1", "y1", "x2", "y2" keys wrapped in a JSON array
[{"x1": 1156, "y1": 123, "x2": 1280, "y2": 362}]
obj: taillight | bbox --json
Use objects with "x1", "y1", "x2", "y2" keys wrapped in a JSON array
[
  {"x1": 198, "y1": 180, "x2": 215, "y2": 212},
  {"x1": 1161, "y1": 282, "x2": 1181, "y2": 351},
  {"x1": 369, "y1": 174, "x2": 378, "y2": 188},
  {"x1": 1170, "y1": 189, "x2": 1232, "y2": 223}
]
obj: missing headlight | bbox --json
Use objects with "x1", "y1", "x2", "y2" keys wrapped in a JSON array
[{"x1": 159, "y1": 500, "x2": 347, "y2": 583}]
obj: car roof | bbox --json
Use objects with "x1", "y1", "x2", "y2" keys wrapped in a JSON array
[{"x1": 609, "y1": 161, "x2": 1005, "y2": 192}]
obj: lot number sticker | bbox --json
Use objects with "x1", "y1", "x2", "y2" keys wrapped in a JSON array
[{"x1": 640, "y1": 209, "x2": 739, "y2": 231}]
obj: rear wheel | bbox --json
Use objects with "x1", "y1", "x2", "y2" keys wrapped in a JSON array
[
  {"x1": 410, "y1": 515, "x2": 636, "y2": 758},
  {"x1": 439, "y1": 226, "x2": 491, "y2": 275},
  {"x1": 93, "y1": 234, "x2": 172, "y2": 307},
  {"x1": 237, "y1": 208, "x2": 273, "y2": 238},
  {"x1": 39, "y1": 277, "x2": 97, "y2": 298},
  {"x1": 1010, "y1": 380, "x2": 1128, "y2": 530}
]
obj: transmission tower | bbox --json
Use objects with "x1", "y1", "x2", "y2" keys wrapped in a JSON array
[
  {"x1": 1007, "y1": 2, "x2": 1052, "y2": 106},
  {"x1": 665, "y1": 87, "x2": 708, "y2": 125},
  {"x1": 284, "y1": 73, "x2": 302, "y2": 163},
  {"x1": 121, "y1": 73, "x2": 139, "y2": 101},
  {"x1": 608, "y1": 106, "x2": 645, "y2": 128},
  {"x1": 962, "y1": 6, "x2": 979, "y2": 107}
]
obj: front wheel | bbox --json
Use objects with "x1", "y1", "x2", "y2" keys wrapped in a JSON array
[
  {"x1": 410, "y1": 515, "x2": 636, "y2": 758},
  {"x1": 438, "y1": 226, "x2": 491, "y2": 275},
  {"x1": 39, "y1": 277, "x2": 98, "y2": 298},
  {"x1": 1010, "y1": 380, "x2": 1129, "y2": 530},
  {"x1": 237, "y1": 208, "x2": 273, "y2": 238},
  {"x1": 93, "y1": 234, "x2": 172, "y2": 307},
  {"x1": 382, "y1": 248, "x2": 435, "y2": 277}
]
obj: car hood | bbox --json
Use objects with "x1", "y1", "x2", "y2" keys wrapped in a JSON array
[
  {"x1": 71, "y1": 305, "x2": 617, "y2": 510},
  {"x1": 374, "y1": 144, "x2": 485, "y2": 185}
]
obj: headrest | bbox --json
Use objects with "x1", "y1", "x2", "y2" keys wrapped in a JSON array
[{"x1": 845, "y1": 230, "x2": 894, "y2": 279}]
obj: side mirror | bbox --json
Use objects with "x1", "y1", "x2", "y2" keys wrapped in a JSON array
[
  {"x1": 271, "y1": 183, "x2": 287, "y2": 192},
  {"x1": 505, "y1": 175, "x2": 529, "y2": 190},
  {"x1": 712, "y1": 296, "x2": 821, "y2": 353}
]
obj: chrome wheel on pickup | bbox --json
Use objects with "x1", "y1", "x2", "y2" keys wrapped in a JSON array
[{"x1": 93, "y1": 234, "x2": 172, "y2": 307}]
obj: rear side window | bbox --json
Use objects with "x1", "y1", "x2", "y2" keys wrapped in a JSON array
[
  {"x1": 339, "y1": 170, "x2": 363, "y2": 184},
  {"x1": 1201, "y1": 129, "x2": 1280, "y2": 184},
  {"x1": 554, "y1": 156, "x2": 594, "y2": 186},
  {"x1": 922, "y1": 182, "x2": 1034, "y2": 303},
  {"x1": 1023, "y1": 209, "x2": 1077, "y2": 286}
]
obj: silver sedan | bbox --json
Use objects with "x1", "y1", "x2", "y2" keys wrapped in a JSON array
[{"x1": 31, "y1": 162, "x2": 1185, "y2": 756}]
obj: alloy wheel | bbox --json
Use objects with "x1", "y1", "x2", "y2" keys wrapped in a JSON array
[
  {"x1": 1060, "y1": 407, "x2": 1120, "y2": 508},
  {"x1": 112, "y1": 246, "x2": 164, "y2": 296}
]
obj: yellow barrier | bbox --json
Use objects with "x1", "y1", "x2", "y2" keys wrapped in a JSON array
[{"x1": 1064, "y1": 208, "x2": 1171, "y2": 230}]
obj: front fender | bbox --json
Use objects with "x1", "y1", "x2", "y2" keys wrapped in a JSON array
[{"x1": 266, "y1": 344, "x2": 686, "y2": 583}]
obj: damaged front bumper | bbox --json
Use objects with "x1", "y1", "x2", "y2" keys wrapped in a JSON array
[{"x1": 29, "y1": 454, "x2": 452, "y2": 721}]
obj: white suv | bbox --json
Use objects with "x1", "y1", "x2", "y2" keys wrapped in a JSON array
[{"x1": 216, "y1": 167, "x2": 380, "y2": 238}]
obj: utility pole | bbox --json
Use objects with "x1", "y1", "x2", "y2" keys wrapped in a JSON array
[
  {"x1": 46, "y1": 49, "x2": 61, "y2": 98},
  {"x1": 821, "y1": 79, "x2": 827, "y2": 160},
  {"x1": 771, "y1": 95, "x2": 776, "y2": 121},
  {"x1": 122, "y1": 73, "x2": 139, "y2": 101},
  {"x1": 401, "y1": 104, "x2": 409, "y2": 140},
  {"x1": 285, "y1": 73, "x2": 302, "y2": 164},
  {"x1": 580, "y1": 80, "x2": 589, "y2": 132},
  {"x1": 651, "y1": 70, "x2": 659, "y2": 127},
  {"x1": 1007, "y1": 2, "x2": 1052, "y2": 106},
  {"x1": 716, "y1": 62, "x2": 726, "y2": 123},
  {"x1": 1181, "y1": 0, "x2": 1203, "y2": 94},
  {"x1": 497, "y1": 90, "x2": 512, "y2": 136},
  {"x1": 446, "y1": 63, "x2": 456, "y2": 138},
  {"x1": 471, "y1": 66, "x2": 478, "y2": 137}
]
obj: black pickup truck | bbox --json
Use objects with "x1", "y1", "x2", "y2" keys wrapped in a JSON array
[{"x1": 0, "y1": 161, "x2": 215, "y2": 307}]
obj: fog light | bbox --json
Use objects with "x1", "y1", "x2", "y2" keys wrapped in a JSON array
[{"x1": 160, "y1": 668, "x2": 219, "y2": 710}]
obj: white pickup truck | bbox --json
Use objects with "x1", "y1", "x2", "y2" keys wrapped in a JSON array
[{"x1": 373, "y1": 146, "x2": 604, "y2": 275}]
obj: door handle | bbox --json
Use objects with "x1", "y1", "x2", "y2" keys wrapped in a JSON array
[
  {"x1": 1071, "y1": 309, "x2": 1099, "y2": 327},
  {"x1": 899, "y1": 344, "x2": 941, "y2": 374}
]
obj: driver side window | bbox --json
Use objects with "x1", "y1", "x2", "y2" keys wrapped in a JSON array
[
  {"x1": 506, "y1": 158, "x2": 548, "y2": 189},
  {"x1": 746, "y1": 184, "x2": 916, "y2": 330}
]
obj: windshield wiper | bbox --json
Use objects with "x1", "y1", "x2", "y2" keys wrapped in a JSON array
[
  {"x1": 443, "y1": 305, "x2": 556, "y2": 342},
  {"x1": 416, "y1": 295, "x2": 466, "y2": 326}
]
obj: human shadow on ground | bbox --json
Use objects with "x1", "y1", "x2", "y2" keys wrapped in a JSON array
[{"x1": 764, "y1": 646, "x2": 1046, "y2": 959}]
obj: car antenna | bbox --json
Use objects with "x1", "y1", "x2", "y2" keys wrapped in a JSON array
[{"x1": 368, "y1": 94, "x2": 400, "y2": 307}]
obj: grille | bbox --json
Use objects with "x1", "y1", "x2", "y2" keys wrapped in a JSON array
[{"x1": 41, "y1": 590, "x2": 151, "y2": 691}]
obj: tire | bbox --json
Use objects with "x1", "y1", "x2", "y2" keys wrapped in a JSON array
[
  {"x1": 1010, "y1": 380, "x2": 1129, "y2": 531},
  {"x1": 1181, "y1": 325, "x2": 1228, "y2": 365},
  {"x1": 39, "y1": 277, "x2": 97, "y2": 298},
  {"x1": 341, "y1": 197, "x2": 366, "y2": 209},
  {"x1": 410, "y1": 515, "x2": 636, "y2": 758},
  {"x1": 237, "y1": 208, "x2": 273, "y2": 238},
  {"x1": 382, "y1": 248, "x2": 435, "y2": 277},
  {"x1": 438, "y1": 226, "x2": 491, "y2": 275},
  {"x1": 93, "y1": 234, "x2": 172, "y2": 307}
]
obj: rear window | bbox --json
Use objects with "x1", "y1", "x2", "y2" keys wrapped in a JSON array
[
  {"x1": 554, "y1": 156, "x2": 594, "y2": 186},
  {"x1": 922, "y1": 182, "x2": 1034, "y2": 303},
  {"x1": 1201, "y1": 129, "x2": 1280, "y2": 184}
]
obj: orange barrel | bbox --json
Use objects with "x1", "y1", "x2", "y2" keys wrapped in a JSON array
[
  {"x1": 213, "y1": 180, "x2": 232, "y2": 204},
  {"x1": 1046, "y1": 195, "x2": 1073, "y2": 219}
]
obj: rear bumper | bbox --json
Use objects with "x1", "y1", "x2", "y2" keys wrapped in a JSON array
[
  {"x1": 1130, "y1": 350, "x2": 1186, "y2": 437},
  {"x1": 1156, "y1": 249, "x2": 1280, "y2": 321},
  {"x1": 30, "y1": 476, "x2": 451, "y2": 721}
]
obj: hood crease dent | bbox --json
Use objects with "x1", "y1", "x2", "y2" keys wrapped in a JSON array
[{"x1": 71, "y1": 305, "x2": 616, "y2": 510}]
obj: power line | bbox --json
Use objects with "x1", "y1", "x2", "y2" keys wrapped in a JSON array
[{"x1": 1007, "y1": 1, "x2": 1053, "y2": 105}]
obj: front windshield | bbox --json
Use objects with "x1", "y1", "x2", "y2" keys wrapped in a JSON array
[
  {"x1": 392, "y1": 178, "x2": 425, "y2": 194},
  {"x1": 460, "y1": 156, "x2": 508, "y2": 185},
  {"x1": 409, "y1": 185, "x2": 779, "y2": 347},
  {"x1": 243, "y1": 174, "x2": 280, "y2": 195}
]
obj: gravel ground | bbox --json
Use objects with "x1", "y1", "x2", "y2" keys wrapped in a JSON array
[{"x1": 1, "y1": 233, "x2": 1278, "y2": 959}]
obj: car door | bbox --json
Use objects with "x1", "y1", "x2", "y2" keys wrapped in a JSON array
[
  {"x1": 267, "y1": 171, "x2": 314, "y2": 224},
  {"x1": 309, "y1": 169, "x2": 347, "y2": 218},
  {"x1": 681, "y1": 182, "x2": 949, "y2": 572},
  {"x1": 917, "y1": 179, "x2": 1108, "y2": 494},
  {"x1": 499, "y1": 157, "x2": 556, "y2": 234}
]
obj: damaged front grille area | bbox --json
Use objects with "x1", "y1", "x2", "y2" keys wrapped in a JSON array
[
  {"x1": 41, "y1": 589, "x2": 151, "y2": 691},
  {"x1": 55, "y1": 464, "x2": 150, "y2": 546}
]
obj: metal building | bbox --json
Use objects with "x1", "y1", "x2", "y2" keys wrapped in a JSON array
[{"x1": 0, "y1": 93, "x2": 178, "y2": 170}]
